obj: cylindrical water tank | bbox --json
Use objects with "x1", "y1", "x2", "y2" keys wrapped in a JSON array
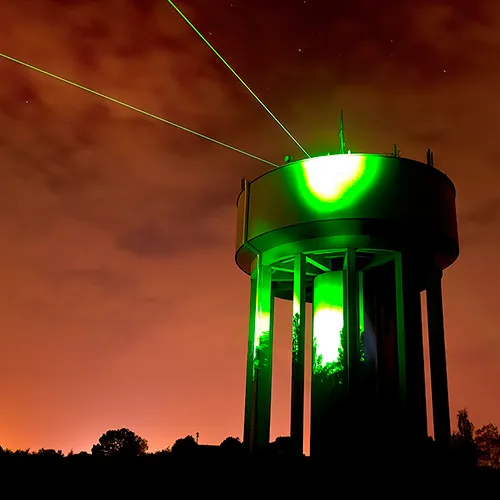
[{"x1": 236, "y1": 154, "x2": 459, "y2": 274}]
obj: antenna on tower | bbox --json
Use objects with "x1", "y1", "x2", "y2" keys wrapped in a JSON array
[
  {"x1": 426, "y1": 148, "x2": 434, "y2": 167},
  {"x1": 339, "y1": 109, "x2": 346, "y2": 154}
]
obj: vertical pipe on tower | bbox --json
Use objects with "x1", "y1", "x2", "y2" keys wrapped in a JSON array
[
  {"x1": 291, "y1": 253, "x2": 306, "y2": 455},
  {"x1": 426, "y1": 269, "x2": 451, "y2": 446}
]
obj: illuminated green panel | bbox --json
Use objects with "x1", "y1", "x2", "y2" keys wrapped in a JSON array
[
  {"x1": 313, "y1": 272, "x2": 344, "y2": 375},
  {"x1": 312, "y1": 269, "x2": 365, "y2": 376},
  {"x1": 298, "y1": 154, "x2": 379, "y2": 213},
  {"x1": 311, "y1": 270, "x2": 346, "y2": 457},
  {"x1": 253, "y1": 264, "x2": 272, "y2": 370}
]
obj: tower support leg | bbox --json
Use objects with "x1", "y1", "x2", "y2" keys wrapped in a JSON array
[
  {"x1": 395, "y1": 254, "x2": 427, "y2": 444},
  {"x1": 243, "y1": 255, "x2": 274, "y2": 452},
  {"x1": 344, "y1": 248, "x2": 360, "y2": 392},
  {"x1": 426, "y1": 269, "x2": 451, "y2": 446},
  {"x1": 291, "y1": 254, "x2": 306, "y2": 455},
  {"x1": 243, "y1": 264, "x2": 257, "y2": 449}
]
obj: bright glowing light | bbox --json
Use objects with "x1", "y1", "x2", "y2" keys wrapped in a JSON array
[
  {"x1": 313, "y1": 271, "x2": 344, "y2": 369},
  {"x1": 254, "y1": 310, "x2": 270, "y2": 359},
  {"x1": 301, "y1": 154, "x2": 366, "y2": 202},
  {"x1": 253, "y1": 265, "x2": 272, "y2": 365},
  {"x1": 313, "y1": 306, "x2": 344, "y2": 364}
]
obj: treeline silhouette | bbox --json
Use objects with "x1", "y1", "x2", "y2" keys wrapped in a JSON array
[{"x1": 1, "y1": 409, "x2": 499, "y2": 493}]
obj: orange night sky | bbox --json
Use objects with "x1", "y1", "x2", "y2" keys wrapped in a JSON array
[{"x1": 0, "y1": 0, "x2": 499, "y2": 453}]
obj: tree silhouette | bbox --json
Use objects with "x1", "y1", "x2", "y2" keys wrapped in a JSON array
[
  {"x1": 151, "y1": 447, "x2": 171, "y2": 458},
  {"x1": 456, "y1": 408, "x2": 475, "y2": 441},
  {"x1": 171, "y1": 435, "x2": 198, "y2": 456},
  {"x1": 475, "y1": 424, "x2": 500, "y2": 468},
  {"x1": 219, "y1": 436, "x2": 243, "y2": 451},
  {"x1": 91, "y1": 428, "x2": 148, "y2": 458},
  {"x1": 269, "y1": 436, "x2": 293, "y2": 456},
  {"x1": 33, "y1": 448, "x2": 64, "y2": 459},
  {"x1": 451, "y1": 408, "x2": 478, "y2": 467}
]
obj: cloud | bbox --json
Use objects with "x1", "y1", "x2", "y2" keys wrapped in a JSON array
[
  {"x1": 53, "y1": 267, "x2": 138, "y2": 293},
  {"x1": 115, "y1": 222, "x2": 207, "y2": 258},
  {"x1": 460, "y1": 198, "x2": 500, "y2": 232}
]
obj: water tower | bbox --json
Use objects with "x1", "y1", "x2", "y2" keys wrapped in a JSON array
[{"x1": 235, "y1": 130, "x2": 459, "y2": 456}]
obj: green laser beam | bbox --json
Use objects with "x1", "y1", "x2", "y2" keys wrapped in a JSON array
[
  {"x1": 166, "y1": 0, "x2": 311, "y2": 159},
  {"x1": 0, "y1": 52, "x2": 279, "y2": 168}
]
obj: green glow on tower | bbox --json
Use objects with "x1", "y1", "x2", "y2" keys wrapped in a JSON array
[
  {"x1": 303, "y1": 154, "x2": 365, "y2": 201},
  {"x1": 253, "y1": 265, "x2": 272, "y2": 369},
  {"x1": 312, "y1": 268, "x2": 366, "y2": 375},
  {"x1": 295, "y1": 154, "x2": 380, "y2": 214},
  {"x1": 313, "y1": 272, "x2": 344, "y2": 373}
]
